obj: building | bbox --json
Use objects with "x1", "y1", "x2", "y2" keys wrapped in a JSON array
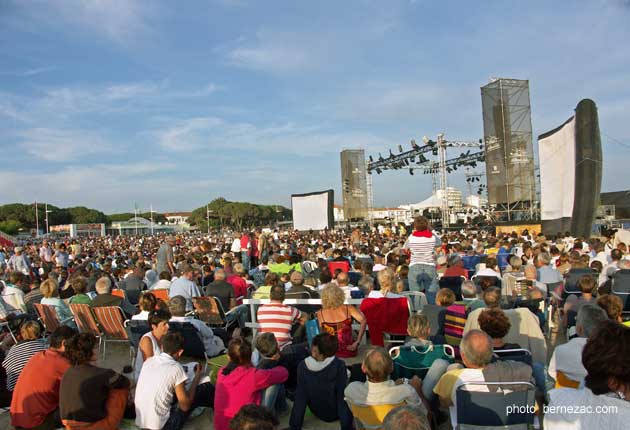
[
  {"x1": 436, "y1": 187, "x2": 463, "y2": 211},
  {"x1": 369, "y1": 207, "x2": 413, "y2": 224},
  {"x1": 49, "y1": 223, "x2": 106, "y2": 238},
  {"x1": 465, "y1": 195, "x2": 488, "y2": 208},
  {"x1": 163, "y1": 212, "x2": 192, "y2": 225},
  {"x1": 333, "y1": 204, "x2": 345, "y2": 222},
  {"x1": 107, "y1": 217, "x2": 176, "y2": 236}
]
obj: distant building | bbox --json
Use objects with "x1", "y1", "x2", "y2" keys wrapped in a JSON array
[
  {"x1": 465, "y1": 195, "x2": 488, "y2": 208},
  {"x1": 163, "y1": 212, "x2": 192, "y2": 225},
  {"x1": 436, "y1": 187, "x2": 463, "y2": 211},
  {"x1": 333, "y1": 204, "x2": 345, "y2": 222},
  {"x1": 369, "y1": 207, "x2": 413, "y2": 224},
  {"x1": 108, "y1": 217, "x2": 175, "y2": 236}
]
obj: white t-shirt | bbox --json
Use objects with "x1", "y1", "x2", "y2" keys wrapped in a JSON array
[
  {"x1": 135, "y1": 352, "x2": 188, "y2": 430},
  {"x1": 433, "y1": 367, "x2": 487, "y2": 427},
  {"x1": 545, "y1": 388, "x2": 630, "y2": 430},
  {"x1": 548, "y1": 337, "x2": 587, "y2": 383}
]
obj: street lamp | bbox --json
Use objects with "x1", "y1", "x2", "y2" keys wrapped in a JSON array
[
  {"x1": 45, "y1": 203, "x2": 52, "y2": 235},
  {"x1": 150, "y1": 205, "x2": 157, "y2": 235}
]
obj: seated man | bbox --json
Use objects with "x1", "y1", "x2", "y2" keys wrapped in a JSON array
[
  {"x1": 289, "y1": 333, "x2": 353, "y2": 430},
  {"x1": 168, "y1": 296, "x2": 225, "y2": 358},
  {"x1": 90, "y1": 276, "x2": 137, "y2": 317},
  {"x1": 344, "y1": 347, "x2": 427, "y2": 414},
  {"x1": 168, "y1": 263, "x2": 201, "y2": 312},
  {"x1": 563, "y1": 275, "x2": 597, "y2": 329},
  {"x1": 286, "y1": 272, "x2": 319, "y2": 299},
  {"x1": 10, "y1": 326, "x2": 77, "y2": 430},
  {"x1": 135, "y1": 331, "x2": 215, "y2": 430},
  {"x1": 383, "y1": 404, "x2": 431, "y2": 430},
  {"x1": 548, "y1": 304, "x2": 608, "y2": 386},
  {"x1": 257, "y1": 285, "x2": 306, "y2": 352},
  {"x1": 205, "y1": 269, "x2": 249, "y2": 331},
  {"x1": 433, "y1": 330, "x2": 533, "y2": 428}
]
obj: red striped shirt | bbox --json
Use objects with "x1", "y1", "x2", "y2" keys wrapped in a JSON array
[{"x1": 257, "y1": 303, "x2": 300, "y2": 349}]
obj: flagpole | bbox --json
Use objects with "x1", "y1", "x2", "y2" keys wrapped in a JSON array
[{"x1": 35, "y1": 202, "x2": 39, "y2": 238}]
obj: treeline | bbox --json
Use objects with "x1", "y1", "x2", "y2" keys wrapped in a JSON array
[
  {"x1": 0, "y1": 203, "x2": 167, "y2": 235},
  {"x1": 188, "y1": 197, "x2": 291, "y2": 231}
]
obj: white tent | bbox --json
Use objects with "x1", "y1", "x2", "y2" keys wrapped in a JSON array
[{"x1": 401, "y1": 194, "x2": 443, "y2": 212}]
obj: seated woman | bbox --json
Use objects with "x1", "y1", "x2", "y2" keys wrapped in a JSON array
[
  {"x1": 132, "y1": 292, "x2": 158, "y2": 320},
  {"x1": 477, "y1": 308, "x2": 522, "y2": 351},
  {"x1": 2, "y1": 321, "x2": 47, "y2": 396},
  {"x1": 393, "y1": 314, "x2": 451, "y2": 401},
  {"x1": 544, "y1": 320, "x2": 630, "y2": 430},
  {"x1": 134, "y1": 309, "x2": 170, "y2": 382},
  {"x1": 40, "y1": 278, "x2": 75, "y2": 326},
  {"x1": 420, "y1": 288, "x2": 456, "y2": 337},
  {"x1": 60, "y1": 333, "x2": 130, "y2": 430},
  {"x1": 68, "y1": 276, "x2": 91, "y2": 305},
  {"x1": 214, "y1": 337, "x2": 288, "y2": 430},
  {"x1": 367, "y1": 268, "x2": 402, "y2": 298},
  {"x1": 316, "y1": 284, "x2": 366, "y2": 357}
]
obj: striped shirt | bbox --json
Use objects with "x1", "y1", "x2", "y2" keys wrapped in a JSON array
[
  {"x1": 257, "y1": 302, "x2": 301, "y2": 350},
  {"x1": 404, "y1": 232, "x2": 439, "y2": 266},
  {"x1": 3, "y1": 339, "x2": 48, "y2": 391}
]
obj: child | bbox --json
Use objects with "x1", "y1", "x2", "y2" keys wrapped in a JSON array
[{"x1": 288, "y1": 333, "x2": 353, "y2": 430}]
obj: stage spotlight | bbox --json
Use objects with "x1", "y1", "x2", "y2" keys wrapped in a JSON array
[
  {"x1": 411, "y1": 139, "x2": 419, "y2": 149},
  {"x1": 453, "y1": 165, "x2": 457, "y2": 171},
  {"x1": 410, "y1": 155, "x2": 415, "y2": 162},
  {"x1": 422, "y1": 136, "x2": 429, "y2": 144},
  {"x1": 369, "y1": 155, "x2": 374, "y2": 162},
  {"x1": 432, "y1": 149, "x2": 438, "y2": 156},
  {"x1": 398, "y1": 144, "x2": 403, "y2": 152},
  {"x1": 378, "y1": 153, "x2": 384, "y2": 161},
  {"x1": 389, "y1": 149, "x2": 395, "y2": 158},
  {"x1": 376, "y1": 168, "x2": 382, "y2": 174},
  {"x1": 409, "y1": 169, "x2": 414, "y2": 175},
  {"x1": 404, "y1": 158, "x2": 410, "y2": 166}
]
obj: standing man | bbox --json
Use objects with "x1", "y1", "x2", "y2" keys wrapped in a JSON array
[
  {"x1": 240, "y1": 231, "x2": 251, "y2": 271},
  {"x1": 157, "y1": 236, "x2": 176, "y2": 276},
  {"x1": 404, "y1": 217, "x2": 441, "y2": 304},
  {"x1": 39, "y1": 240, "x2": 53, "y2": 274},
  {"x1": 52, "y1": 244, "x2": 69, "y2": 270},
  {"x1": 8, "y1": 247, "x2": 30, "y2": 277}
]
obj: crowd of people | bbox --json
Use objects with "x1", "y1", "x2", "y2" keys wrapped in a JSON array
[{"x1": 0, "y1": 217, "x2": 629, "y2": 429}]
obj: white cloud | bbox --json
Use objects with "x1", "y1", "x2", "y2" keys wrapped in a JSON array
[{"x1": 16, "y1": 128, "x2": 115, "y2": 161}]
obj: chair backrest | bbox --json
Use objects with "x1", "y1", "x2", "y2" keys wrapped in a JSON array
[
  {"x1": 462, "y1": 255, "x2": 482, "y2": 271},
  {"x1": 69, "y1": 303, "x2": 101, "y2": 336},
  {"x1": 493, "y1": 348, "x2": 533, "y2": 366},
  {"x1": 400, "y1": 291, "x2": 428, "y2": 313},
  {"x1": 34, "y1": 303, "x2": 62, "y2": 333},
  {"x1": 563, "y1": 268, "x2": 596, "y2": 297},
  {"x1": 124, "y1": 319, "x2": 151, "y2": 349},
  {"x1": 611, "y1": 273, "x2": 630, "y2": 313},
  {"x1": 438, "y1": 276, "x2": 464, "y2": 301},
  {"x1": 328, "y1": 260, "x2": 350, "y2": 274},
  {"x1": 555, "y1": 370, "x2": 580, "y2": 389},
  {"x1": 111, "y1": 289, "x2": 126, "y2": 299},
  {"x1": 390, "y1": 344, "x2": 455, "y2": 379},
  {"x1": 193, "y1": 296, "x2": 226, "y2": 326},
  {"x1": 496, "y1": 253, "x2": 510, "y2": 271},
  {"x1": 346, "y1": 400, "x2": 405, "y2": 430},
  {"x1": 360, "y1": 297, "x2": 409, "y2": 346},
  {"x1": 92, "y1": 306, "x2": 129, "y2": 340},
  {"x1": 456, "y1": 381, "x2": 536, "y2": 428},
  {"x1": 168, "y1": 321, "x2": 206, "y2": 359},
  {"x1": 151, "y1": 289, "x2": 169, "y2": 301}
]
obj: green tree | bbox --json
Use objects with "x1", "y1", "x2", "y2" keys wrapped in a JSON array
[{"x1": 0, "y1": 220, "x2": 22, "y2": 235}]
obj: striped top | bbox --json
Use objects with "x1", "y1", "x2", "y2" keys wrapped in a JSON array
[
  {"x1": 404, "y1": 232, "x2": 439, "y2": 266},
  {"x1": 2, "y1": 339, "x2": 48, "y2": 391},
  {"x1": 257, "y1": 302, "x2": 301, "y2": 350}
]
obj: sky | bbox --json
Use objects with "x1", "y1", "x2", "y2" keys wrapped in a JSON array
[{"x1": 1, "y1": 0, "x2": 629, "y2": 214}]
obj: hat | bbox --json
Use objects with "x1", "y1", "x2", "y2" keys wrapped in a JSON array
[{"x1": 14, "y1": 246, "x2": 23, "y2": 253}]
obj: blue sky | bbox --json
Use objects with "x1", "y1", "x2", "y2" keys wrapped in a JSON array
[{"x1": 1, "y1": 0, "x2": 629, "y2": 213}]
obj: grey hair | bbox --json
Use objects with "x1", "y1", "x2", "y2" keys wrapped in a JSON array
[
  {"x1": 577, "y1": 304, "x2": 608, "y2": 337},
  {"x1": 168, "y1": 295, "x2": 187, "y2": 316},
  {"x1": 461, "y1": 280, "x2": 477, "y2": 299},
  {"x1": 95, "y1": 276, "x2": 112, "y2": 294},
  {"x1": 460, "y1": 330, "x2": 493, "y2": 367},
  {"x1": 538, "y1": 252, "x2": 551, "y2": 265},
  {"x1": 618, "y1": 259, "x2": 630, "y2": 270},
  {"x1": 447, "y1": 253, "x2": 462, "y2": 267},
  {"x1": 382, "y1": 404, "x2": 430, "y2": 430}
]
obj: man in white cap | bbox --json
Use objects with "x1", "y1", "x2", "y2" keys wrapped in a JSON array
[{"x1": 8, "y1": 247, "x2": 30, "y2": 276}]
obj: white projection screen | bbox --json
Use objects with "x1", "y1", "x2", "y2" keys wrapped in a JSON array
[
  {"x1": 291, "y1": 190, "x2": 334, "y2": 231},
  {"x1": 539, "y1": 117, "x2": 576, "y2": 222}
]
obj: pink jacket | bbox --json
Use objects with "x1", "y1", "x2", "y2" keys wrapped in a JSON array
[{"x1": 214, "y1": 365, "x2": 288, "y2": 430}]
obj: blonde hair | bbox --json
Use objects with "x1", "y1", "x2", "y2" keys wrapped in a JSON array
[
  {"x1": 321, "y1": 284, "x2": 345, "y2": 309},
  {"x1": 20, "y1": 320, "x2": 41, "y2": 340},
  {"x1": 376, "y1": 268, "x2": 395, "y2": 295},
  {"x1": 407, "y1": 314, "x2": 431, "y2": 339},
  {"x1": 40, "y1": 278, "x2": 59, "y2": 298},
  {"x1": 436, "y1": 288, "x2": 456, "y2": 307}
]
